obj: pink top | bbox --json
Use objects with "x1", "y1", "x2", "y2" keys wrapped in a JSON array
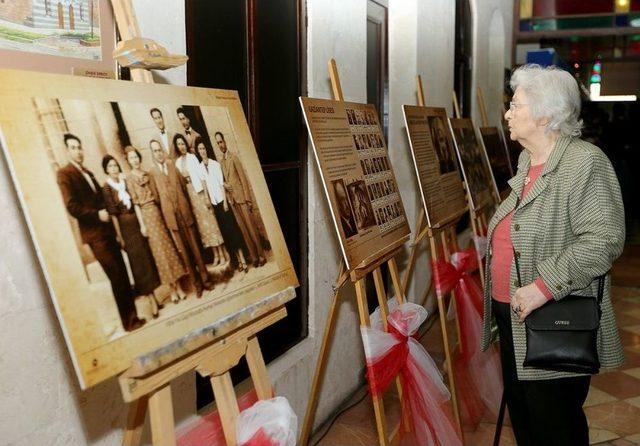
[{"x1": 491, "y1": 163, "x2": 553, "y2": 303}]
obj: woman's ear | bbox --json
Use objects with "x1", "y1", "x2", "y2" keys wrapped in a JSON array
[{"x1": 537, "y1": 115, "x2": 551, "y2": 129}]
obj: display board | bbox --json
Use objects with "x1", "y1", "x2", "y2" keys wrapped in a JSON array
[
  {"x1": 0, "y1": 69, "x2": 298, "y2": 388},
  {"x1": 300, "y1": 97, "x2": 410, "y2": 270},
  {"x1": 478, "y1": 126, "x2": 513, "y2": 196},
  {"x1": 450, "y1": 118, "x2": 496, "y2": 211},
  {"x1": 499, "y1": 115, "x2": 521, "y2": 174},
  {"x1": 402, "y1": 105, "x2": 467, "y2": 228}
]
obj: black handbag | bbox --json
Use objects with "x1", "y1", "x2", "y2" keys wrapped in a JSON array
[{"x1": 513, "y1": 247, "x2": 604, "y2": 374}]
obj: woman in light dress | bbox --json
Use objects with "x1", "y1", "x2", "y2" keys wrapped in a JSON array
[
  {"x1": 125, "y1": 147, "x2": 187, "y2": 304},
  {"x1": 172, "y1": 133, "x2": 226, "y2": 266},
  {"x1": 194, "y1": 136, "x2": 248, "y2": 271}
]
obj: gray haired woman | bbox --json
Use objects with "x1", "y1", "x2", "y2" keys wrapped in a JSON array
[{"x1": 481, "y1": 64, "x2": 625, "y2": 445}]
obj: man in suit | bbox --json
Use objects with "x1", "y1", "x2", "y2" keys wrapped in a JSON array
[
  {"x1": 150, "y1": 108, "x2": 176, "y2": 159},
  {"x1": 148, "y1": 139, "x2": 213, "y2": 297},
  {"x1": 56, "y1": 133, "x2": 143, "y2": 332},
  {"x1": 215, "y1": 131, "x2": 266, "y2": 267},
  {"x1": 176, "y1": 107, "x2": 201, "y2": 153}
]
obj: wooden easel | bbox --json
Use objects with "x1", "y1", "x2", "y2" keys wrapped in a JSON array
[
  {"x1": 399, "y1": 75, "x2": 469, "y2": 436},
  {"x1": 110, "y1": 1, "x2": 287, "y2": 445},
  {"x1": 299, "y1": 59, "x2": 415, "y2": 446},
  {"x1": 477, "y1": 87, "x2": 490, "y2": 129}
]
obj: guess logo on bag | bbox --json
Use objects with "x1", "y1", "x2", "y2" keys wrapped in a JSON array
[{"x1": 554, "y1": 320, "x2": 570, "y2": 325}]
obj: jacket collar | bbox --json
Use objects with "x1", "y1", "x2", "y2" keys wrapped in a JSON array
[{"x1": 488, "y1": 136, "x2": 573, "y2": 239}]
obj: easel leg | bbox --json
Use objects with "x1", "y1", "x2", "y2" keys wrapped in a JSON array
[
  {"x1": 211, "y1": 372, "x2": 241, "y2": 446},
  {"x1": 299, "y1": 284, "x2": 343, "y2": 446},
  {"x1": 246, "y1": 336, "x2": 274, "y2": 400},
  {"x1": 122, "y1": 396, "x2": 148, "y2": 446},
  {"x1": 388, "y1": 258, "x2": 406, "y2": 305},
  {"x1": 430, "y1": 234, "x2": 463, "y2": 435},
  {"x1": 401, "y1": 209, "x2": 425, "y2": 295},
  {"x1": 446, "y1": 228, "x2": 464, "y2": 353},
  {"x1": 148, "y1": 384, "x2": 176, "y2": 446},
  {"x1": 436, "y1": 295, "x2": 463, "y2": 435},
  {"x1": 355, "y1": 279, "x2": 390, "y2": 446},
  {"x1": 373, "y1": 266, "x2": 411, "y2": 436}
]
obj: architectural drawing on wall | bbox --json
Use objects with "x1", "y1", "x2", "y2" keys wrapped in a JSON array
[{"x1": 0, "y1": 0, "x2": 102, "y2": 60}]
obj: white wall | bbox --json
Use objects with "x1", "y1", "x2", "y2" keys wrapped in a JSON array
[
  {"x1": 0, "y1": 3, "x2": 194, "y2": 445},
  {"x1": 0, "y1": 0, "x2": 510, "y2": 444},
  {"x1": 471, "y1": 0, "x2": 514, "y2": 126}
]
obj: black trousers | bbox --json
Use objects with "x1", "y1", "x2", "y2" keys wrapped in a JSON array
[
  {"x1": 88, "y1": 236, "x2": 136, "y2": 330},
  {"x1": 492, "y1": 299, "x2": 591, "y2": 446}
]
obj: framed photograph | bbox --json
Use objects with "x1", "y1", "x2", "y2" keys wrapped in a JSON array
[
  {"x1": 449, "y1": 118, "x2": 497, "y2": 211},
  {"x1": 0, "y1": 0, "x2": 117, "y2": 76},
  {"x1": 300, "y1": 97, "x2": 410, "y2": 270},
  {"x1": 478, "y1": 126, "x2": 512, "y2": 198},
  {"x1": 0, "y1": 69, "x2": 298, "y2": 388},
  {"x1": 402, "y1": 105, "x2": 467, "y2": 228}
]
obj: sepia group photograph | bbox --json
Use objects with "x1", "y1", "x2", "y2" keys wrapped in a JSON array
[{"x1": 0, "y1": 70, "x2": 297, "y2": 387}]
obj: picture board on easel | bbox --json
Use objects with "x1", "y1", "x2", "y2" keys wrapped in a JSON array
[
  {"x1": 402, "y1": 105, "x2": 467, "y2": 228},
  {"x1": 0, "y1": 68, "x2": 298, "y2": 389},
  {"x1": 500, "y1": 113, "x2": 522, "y2": 174},
  {"x1": 300, "y1": 97, "x2": 411, "y2": 270},
  {"x1": 478, "y1": 126, "x2": 513, "y2": 198},
  {"x1": 449, "y1": 118, "x2": 498, "y2": 212}
]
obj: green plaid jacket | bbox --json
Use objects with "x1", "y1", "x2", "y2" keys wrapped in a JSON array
[{"x1": 481, "y1": 136, "x2": 626, "y2": 380}]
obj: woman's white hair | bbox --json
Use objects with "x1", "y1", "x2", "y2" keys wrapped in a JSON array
[{"x1": 510, "y1": 64, "x2": 583, "y2": 137}]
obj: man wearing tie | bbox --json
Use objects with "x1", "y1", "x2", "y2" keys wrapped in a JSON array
[
  {"x1": 148, "y1": 139, "x2": 213, "y2": 298},
  {"x1": 176, "y1": 107, "x2": 201, "y2": 153},
  {"x1": 150, "y1": 107, "x2": 176, "y2": 159},
  {"x1": 56, "y1": 133, "x2": 143, "y2": 332}
]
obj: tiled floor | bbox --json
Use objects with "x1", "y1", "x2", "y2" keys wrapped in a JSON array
[{"x1": 312, "y1": 245, "x2": 640, "y2": 445}]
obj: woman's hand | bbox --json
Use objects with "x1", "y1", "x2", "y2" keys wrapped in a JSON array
[{"x1": 512, "y1": 283, "x2": 548, "y2": 323}]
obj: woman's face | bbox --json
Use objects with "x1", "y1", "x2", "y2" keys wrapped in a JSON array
[
  {"x1": 504, "y1": 87, "x2": 538, "y2": 143},
  {"x1": 127, "y1": 150, "x2": 141, "y2": 169},
  {"x1": 106, "y1": 159, "x2": 121, "y2": 177},
  {"x1": 177, "y1": 137, "x2": 188, "y2": 155},
  {"x1": 197, "y1": 143, "x2": 208, "y2": 161}
]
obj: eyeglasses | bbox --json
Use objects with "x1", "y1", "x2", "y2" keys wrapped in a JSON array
[{"x1": 509, "y1": 101, "x2": 528, "y2": 111}]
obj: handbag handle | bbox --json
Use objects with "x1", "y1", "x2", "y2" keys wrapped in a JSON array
[{"x1": 510, "y1": 197, "x2": 605, "y2": 304}]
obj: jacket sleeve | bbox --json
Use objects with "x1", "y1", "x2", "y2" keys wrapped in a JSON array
[
  {"x1": 536, "y1": 152, "x2": 625, "y2": 300},
  {"x1": 233, "y1": 155, "x2": 252, "y2": 203},
  {"x1": 57, "y1": 169, "x2": 101, "y2": 225},
  {"x1": 102, "y1": 185, "x2": 119, "y2": 216}
]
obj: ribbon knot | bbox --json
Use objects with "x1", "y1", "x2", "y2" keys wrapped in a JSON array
[{"x1": 431, "y1": 246, "x2": 481, "y2": 298}]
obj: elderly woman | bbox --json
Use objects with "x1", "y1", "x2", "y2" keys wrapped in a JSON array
[{"x1": 481, "y1": 64, "x2": 625, "y2": 445}]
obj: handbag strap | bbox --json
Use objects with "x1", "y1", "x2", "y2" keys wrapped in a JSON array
[{"x1": 510, "y1": 197, "x2": 605, "y2": 304}]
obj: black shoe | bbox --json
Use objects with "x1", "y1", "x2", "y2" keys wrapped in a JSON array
[{"x1": 126, "y1": 316, "x2": 146, "y2": 331}]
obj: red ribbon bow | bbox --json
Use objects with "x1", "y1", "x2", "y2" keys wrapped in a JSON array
[
  {"x1": 431, "y1": 247, "x2": 503, "y2": 428},
  {"x1": 361, "y1": 303, "x2": 462, "y2": 446}
]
